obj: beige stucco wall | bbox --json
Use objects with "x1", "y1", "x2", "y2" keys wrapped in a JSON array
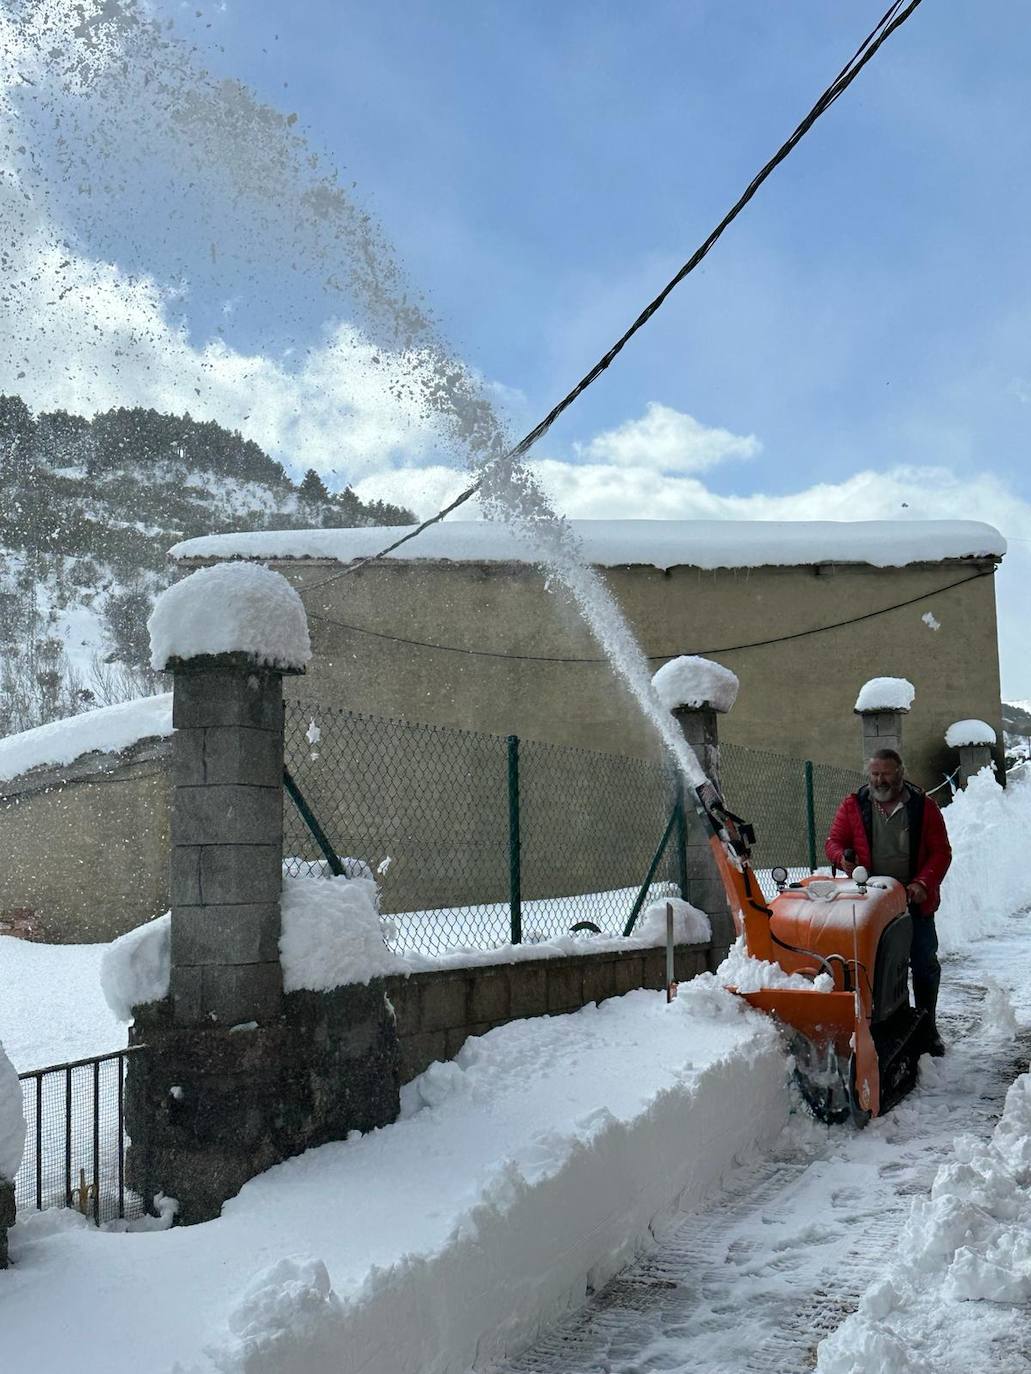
[
  {"x1": 262, "y1": 554, "x2": 1003, "y2": 791},
  {"x1": 0, "y1": 742, "x2": 172, "y2": 943}
]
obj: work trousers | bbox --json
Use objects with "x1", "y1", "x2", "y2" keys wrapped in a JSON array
[{"x1": 909, "y1": 909, "x2": 941, "y2": 1020}]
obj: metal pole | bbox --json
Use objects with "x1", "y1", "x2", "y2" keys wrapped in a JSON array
[
  {"x1": 665, "y1": 901, "x2": 676, "y2": 1002},
  {"x1": 507, "y1": 735, "x2": 522, "y2": 945},
  {"x1": 283, "y1": 766, "x2": 345, "y2": 876},
  {"x1": 674, "y1": 778, "x2": 689, "y2": 900},
  {"x1": 804, "y1": 760, "x2": 817, "y2": 873}
]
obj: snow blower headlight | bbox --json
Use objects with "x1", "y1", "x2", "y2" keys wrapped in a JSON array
[{"x1": 771, "y1": 866, "x2": 788, "y2": 888}]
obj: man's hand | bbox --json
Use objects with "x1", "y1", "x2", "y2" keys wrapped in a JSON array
[{"x1": 907, "y1": 880, "x2": 928, "y2": 907}]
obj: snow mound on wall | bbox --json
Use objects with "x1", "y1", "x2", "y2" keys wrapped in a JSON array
[
  {"x1": 0, "y1": 693, "x2": 172, "y2": 783},
  {"x1": 169, "y1": 518, "x2": 1007, "y2": 570},
  {"x1": 279, "y1": 876, "x2": 406, "y2": 992},
  {"x1": 100, "y1": 911, "x2": 171, "y2": 1021},
  {"x1": 638, "y1": 897, "x2": 712, "y2": 944},
  {"x1": 816, "y1": 1067, "x2": 1031, "y2": 1373},
  {"x1": 937, "y1": 768, "x2": 1031, "y2": 954},
  {"x1": 945, "y1": 718, "x2": 997, "y2": 748},
  {"x1": 101, "y1": 879, "x2": 715, "y2": 1019},
  {"x1": 854, "y1": 677, "x2": 915, "y2": 713},
  {"x1": 148, "y1": 563, "x2": 311, "y2": 671},
  {"x1": 652, "y1": 655, "x2": 739, "y2": 714},
  {"x1": 0, "y1": 1039, "x2": 25, "y2": 1180}
]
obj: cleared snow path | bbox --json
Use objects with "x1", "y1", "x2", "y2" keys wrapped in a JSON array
[{"x1": 489, "y1": 921, "x2": 1031, "y2": 1374}]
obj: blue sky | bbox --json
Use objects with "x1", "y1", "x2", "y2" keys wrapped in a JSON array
[{"x1": 2, "y1": 0, "x2": 1031, "y2": 693}]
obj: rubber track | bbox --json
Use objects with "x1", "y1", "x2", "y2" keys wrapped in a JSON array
[{"x1": 490, "y1": 967, "x2": 1031, "y2": 1374}]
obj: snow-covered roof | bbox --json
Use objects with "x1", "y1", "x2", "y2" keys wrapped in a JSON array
[
  {"x1": 149, "y1": 563, "x2": 311, "y2": 672},
  {"x1": 946, "y1": 719, "x2": 998, "y2": 748},
  {"x1": 169, "y1": 519, "x2": 1006, "y2": 572},
  {"x1": 0, "y1": 694, "x2": 173, "y2": 783},
  {"x1": 652, "y1": 656, "x2": 739, "y2": 714},
  {"x1": 854, "y1": 677, "x2": 915, "y2": 713}
]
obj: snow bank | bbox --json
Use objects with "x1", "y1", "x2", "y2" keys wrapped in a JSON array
[
  {"x1": 148, "y1": 563, "x2": 311, "y2": 672},
  {"x1": 170, "y1": 518, "x2": 1006, "y2": 571},
  {"x1": 854, "y1": 676, "x2": 915, "y2": 713},
  {"x1": 0, "y1": 693, "x2": 172, "y2": 783},
  {"x1": 945, "y1": 719, "x2": 997, "y2": 748},
  {"x1": 816, "y1": 1065, "x2": 1031, "y2": 1374},
  {"x1": 206, "y1": 991, "x2": 789, "y2": 1374},
  {"x1": 279, "y1": 877, "x2": 406, "y2": 992},
  {"x1": 5, "y1": 990, "x2": 789, "y2": 1374},
  {"x1": 0, "y1": 1039, "x2": 25, "y2": 1180},
  {"x1": 936, "y1": 768, "x2": 1031, "y2": 954},
  {"x1": 652, "y1": 655, "x2": 738, "y2": 714}
]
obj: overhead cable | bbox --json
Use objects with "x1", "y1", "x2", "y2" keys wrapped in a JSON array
[
  {"x1": 300, "y1": 0, "x2": 925, "y2": 598},
  {"x1": 304, "y1": 564, "x2": 993, "y2": 665}
]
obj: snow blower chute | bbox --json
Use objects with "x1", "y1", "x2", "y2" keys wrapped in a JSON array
[{"x1": 695, "y1": 780, "x2": 925, "y2": 1124}]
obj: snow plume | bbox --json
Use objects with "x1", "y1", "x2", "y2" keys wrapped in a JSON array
[
  {"x1": 937, "y1": 768, "x2": 1031, "y2": 954},
  {"x1": 1, "y1": 1, "x2": 704, "y2": 788}
]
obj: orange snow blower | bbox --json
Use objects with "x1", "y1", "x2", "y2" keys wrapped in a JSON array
[{"x1": 695, "y1": 780, "x2": 926, "y2": 1125}]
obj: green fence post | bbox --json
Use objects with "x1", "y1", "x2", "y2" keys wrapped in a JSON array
[
  {"x1": 674, "y1": 776, "x2": 689, "y2": 900},
  {"x1": 507, "y1": 735, "x2": 522, "y2": 944},
  {"x1": 804, "y1": 759, "x2": 817, "y2": 872}
]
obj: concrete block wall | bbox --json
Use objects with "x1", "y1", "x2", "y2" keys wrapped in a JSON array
[
  {"x1": 169, "y1": 662, "x2": 287, "y2": 1026},
  {"x1": 387, "y1": 942, "x2": 711, "y2": 1084}
]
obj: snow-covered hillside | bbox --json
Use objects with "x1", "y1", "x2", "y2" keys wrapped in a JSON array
[{"x1": 0, "y1": 397, "x2": 414, "y2": 737}]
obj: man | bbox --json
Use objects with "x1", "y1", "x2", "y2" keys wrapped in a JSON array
[{"x1": 825, "y1": 748, "x2": 952, "y2": 1056}]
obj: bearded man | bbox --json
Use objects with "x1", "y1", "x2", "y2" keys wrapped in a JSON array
[{"x1": 825, "y1": 748, "x2": 952, "y2": 1057}]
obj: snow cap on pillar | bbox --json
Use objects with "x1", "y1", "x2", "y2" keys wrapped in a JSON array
[
  {"x1": 651, "y1": 655, "x2": 739, "y2": 714},
  {"x1": 945, "y1": 719, "x2": 997, "y2": 748},
  {"x1": 148, "y1": 562, "x2": 312, "y2": 672},
  {"x1": 854, "y1": 677, "x2": 915, "y2": 714}
]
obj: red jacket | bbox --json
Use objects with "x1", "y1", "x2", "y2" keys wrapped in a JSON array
[{"x1": 825, "y1": 784, "x2": 952, "y2": 916}]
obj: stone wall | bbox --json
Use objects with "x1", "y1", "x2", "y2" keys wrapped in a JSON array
[
  {"x1": 127, "y1": 935, "x2": 712, "y2": 1221},
  {"x1": 388, "y1": 940, "x2": 711, "y2": 1084}
]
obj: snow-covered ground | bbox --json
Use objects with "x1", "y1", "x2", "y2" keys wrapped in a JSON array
[{"x1": 2, "y1": 767, "x2": 1031, "y2": 1373}]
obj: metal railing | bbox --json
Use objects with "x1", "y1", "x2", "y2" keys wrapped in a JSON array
[
  {"x1": 16, "y1": 1047, "x2": 146, "y2": 1226},
  {"x1": 283, "y1": 700, "x2": 866, "y2": 956}
]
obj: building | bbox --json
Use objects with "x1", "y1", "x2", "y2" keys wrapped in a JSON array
[{"x1": 172, "y1": 518, "x2": 1007, "y2": 790}]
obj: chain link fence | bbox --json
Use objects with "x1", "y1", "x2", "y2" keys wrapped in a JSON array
[{"x1": 283, "y1": 701, "x2": 864, "y2": 955}]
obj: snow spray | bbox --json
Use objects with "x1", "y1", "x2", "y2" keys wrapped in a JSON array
[{"x1": 1, "y1": 0, "x2": 705, "y2": 787}]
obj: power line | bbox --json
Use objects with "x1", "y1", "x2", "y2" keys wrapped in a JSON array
[
  {"x1": 300, "y1": 0, "x2": 925, "y2": 600},
  {"x1": 305, "y1": 565, "x2": 994, "y2": 665}
]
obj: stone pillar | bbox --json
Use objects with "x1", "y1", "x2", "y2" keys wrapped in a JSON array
[
  {"x1": 0, "y1": 1178, "x2": 13, "y2": 1269},
  {"x1": 671, "y1": 704, "x2": 734, "y2": 965},
  {"x1": 856, "y1": 707, "x2": 905, "y2": 765},
  {"x1": 168, "y1": 653, "x2": 289, "y2": 1027},
  {"x1": 957, "y1": 743, "x2": 993, "y2": 787}
]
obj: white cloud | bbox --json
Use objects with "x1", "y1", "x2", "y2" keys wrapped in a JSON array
[{"x1": 575, "y1": 401, "x2": 761, "y2": 473}]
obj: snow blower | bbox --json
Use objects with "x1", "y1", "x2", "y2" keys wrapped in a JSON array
[{"x1": 695, "y1": 780, "x2": 926, "y2": 1125}]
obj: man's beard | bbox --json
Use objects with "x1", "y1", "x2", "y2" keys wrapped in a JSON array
[{"x1": 871, "y1": 782, "x2": 898, "y2": 801}]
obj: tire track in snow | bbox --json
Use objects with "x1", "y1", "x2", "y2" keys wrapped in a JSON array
[{"x1": 490, "y1": 964, "x2": 1031, "y2": 1374}]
